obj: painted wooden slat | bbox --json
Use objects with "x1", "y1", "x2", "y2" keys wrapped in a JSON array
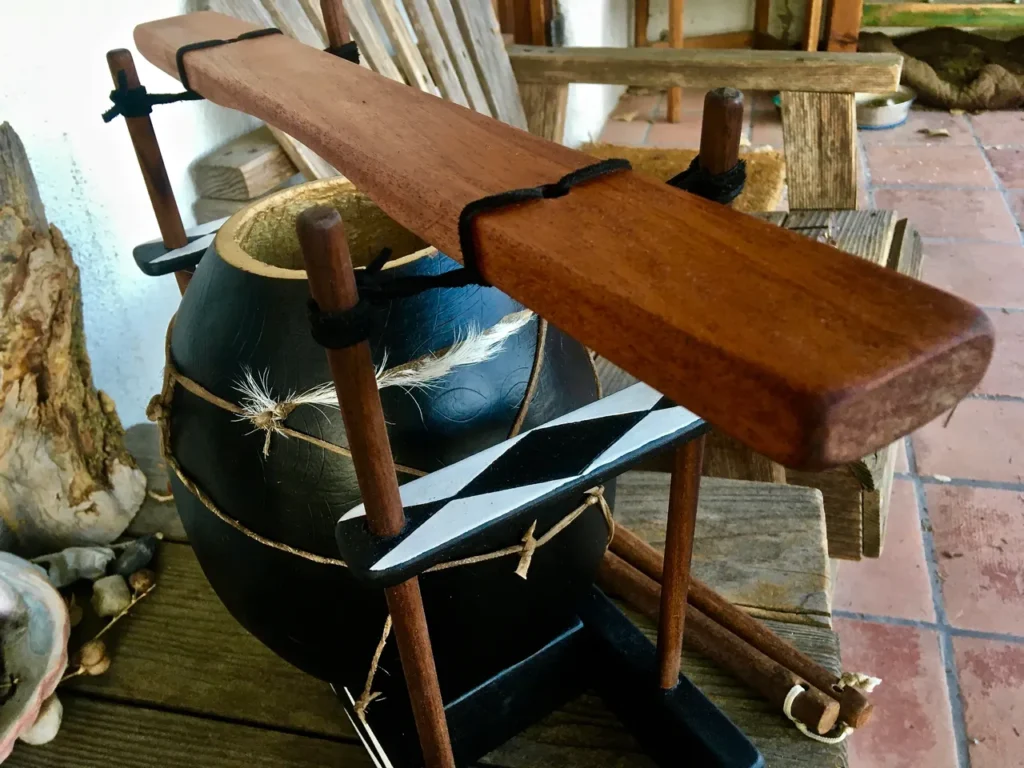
[
  {"x1": 371, "y1": 0, "x2": 441, "y2": 94},
  {"x1": 449, "y1": 0, "x2": 529, "y2": 128},
  {"x1": 863, "y1": 2, "x2": 1024, "y2": 27},
  {"x1": 422, "y1": 0, "x2": 493, "y2": 114},
  {"x1": 401, "y1": 0, "x2": 471, "y2": 105},
  {"x1": 343, "y1": 0, "x2": 407, "y2": 81}
]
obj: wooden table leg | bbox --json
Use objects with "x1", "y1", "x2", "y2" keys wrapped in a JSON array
[
  {"x1": 666, "y1": 0, "x2": 685, "y2": 123},
  {"x1": 825, "y1": 0, "x2": 864, "y2": 52},
  {"x1": 106, "y1": 49, "x2": 190, "y2": 295},
  {"x1": 656, "y1": 435, "x2": 704, "y2": 689},
  {"x1": 297, "y1": 206, "x2": 456, "y2": 768}
]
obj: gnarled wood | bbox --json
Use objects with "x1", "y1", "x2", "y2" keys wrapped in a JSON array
[
  {"x1": 133, "y1": 12, "x2": 992, "y2": 470},
  {"x1": 0, "y1": 123, "x2": 146, "y2": 555}
]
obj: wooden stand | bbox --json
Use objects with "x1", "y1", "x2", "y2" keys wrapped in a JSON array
[
  {"x1": 296, "y1": 206, "x2": 456, "y2": 768},
  {"x1": 106, "y1": 49, "x2": 191, "y2": 295}
]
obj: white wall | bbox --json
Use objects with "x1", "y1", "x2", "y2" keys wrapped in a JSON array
[
  {"x1": 559, "y1": 0, "x2": 631, "y2": 147},
  {"x1": 0, "y1": 1, "x2": 257, "y2": 426}
]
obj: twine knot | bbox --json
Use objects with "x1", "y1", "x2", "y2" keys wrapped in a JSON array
[
  {"x1": 515, "y1": 521, "x2": 539, "y2": 579},
  {"x1": 837, "y1": 671, "x2": 882, "y2": 694},
  {"x1": 249, "y1": 402, "x2": 299, "y2": 456},
  {"x1": 146, "y1": 394, "x2": 168, "y2": 423}
]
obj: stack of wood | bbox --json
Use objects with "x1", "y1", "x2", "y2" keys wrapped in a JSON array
[{"x1": 193, "y1": 127, "x2": 301, "y2": 224}]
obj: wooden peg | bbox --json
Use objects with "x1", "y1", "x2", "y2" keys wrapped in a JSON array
[
  {"x1": 656, "y1": 436, "x2": 704, "y2": 689},
  {"x1": 666, "y1": 0, "x2": 685, "y2": 122},
  {"x1": 698, "y1": 87, "x2": 744, "y2": 175},
  {"x1": 320, "y1": 0, "x2": 351, "y2": 47},
  {"x1": 106, "y1": 49, "x2": 190, "y2": 295},
  {"x1": 296, "y1": 206, "x2": 456, "y2": 768}
]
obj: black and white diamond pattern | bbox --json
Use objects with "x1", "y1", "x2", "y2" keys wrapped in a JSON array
[
  {"x1": 132, "y1": 216, "x2": 228, "y2": 276},
  {"x1": 336, "y1": 383, "x2": 705, "y2": 585}
]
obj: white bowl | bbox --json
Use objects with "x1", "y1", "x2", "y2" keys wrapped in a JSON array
[{"x1": 855, "y1": 86, "x2": 917, "y2": 130}]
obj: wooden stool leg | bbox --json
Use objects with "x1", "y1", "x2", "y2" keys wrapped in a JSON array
[
  {"x1": 320, "y1": 0, "x2": 351, "y2": 46},
  {"x1": 666, "y1": 0, "x2": 685, "y2": 122},
  {"x1": 656, "y1": 435, "x2": 705, "y2": 688},
  {"x1": 106, "y1": 49, "x2": 190, "y2": 295},
  {"x1": 297, "y1": 207, "x2": 456, "y2": 768},
  {"x1": 698, "y1": 87, "x2": 744, "y2": 174}
]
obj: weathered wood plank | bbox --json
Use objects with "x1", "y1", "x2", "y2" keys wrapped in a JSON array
[
  {"x1": 803, "y1": 0, "x2": 825, "y2": 51},
  {"x1": 343, "y1": 0, "x2": 408, "y2": 82},
  {"x1": 862, "y1": 3, "x2": 1024, "y2": 27},
  {"x1": 450, "y1": 0, "x2": 529, "y2": 128},
  {"x1": 194, "y1": 196, "x2": 247, "y2": 224},
  {"x1": 422, "y1": 0, "x2": 494, "y2": 115},
  {"x1": 780, "y1": 92, "x2": 858, "y2": 210},
  {"x1": 370, "y1": 0, "x2": 441, "y2": 94},
  {"x1": 518, "y1": 82, "x2": 567, "y2": 142},
  {"x1": 4, "y1": 696, "x2": 369, "y2": 768},
  {"x1": 402, "y1": 0, "x2": 472, "y2": 106},
  {"x1": 508, "y1": 46, "x2": 902, "y2": 93},
  {"x1": 194, "y1": 126, "x2": 298, "y2": 201}
]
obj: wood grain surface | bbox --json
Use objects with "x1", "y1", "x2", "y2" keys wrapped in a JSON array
[
  {"x1": 193, "y1": 126, "x2": 298, "y2": 200},
  {"x1": 781, "y1": 92, "x2": 858, "y2": 210},
  {"x1": 508, "y1": 45, "x2": 902, "y2": 92},
  {"x1": 133, "y1": 12, "x2": 991, "y2": 472}
]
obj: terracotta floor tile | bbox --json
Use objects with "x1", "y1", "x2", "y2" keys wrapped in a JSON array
[
  {"x1": 1008, "y1": 190, "x2": 1024, "y2": 229},
  {"x1": 986, "y1": 147, "x2": 1024, "y2": 189},
  {"x1": 598, "y1": 119, "x2": 650, "y2": 147},
  {"x1": 614, "y1": 93, "x2": 663, "y2": 121},
  {"x1": 971, "y1": 111, "x2": 1024, "y2": 147},
  {"x1": 837, "y1": 620, "x2": 958, "y2": 768},
  {"x1": 835, "y1": 481, "x2": 934, "y2": 621},
  {"x1": 873, "y1": 188, "x2": 1019, "y2": 242},
  {"x1": 953, "y1": 636, "x2": 1024, "y2": 768},
  {"x1": 928, "y1": 485, "x2": 1024, "y2": 635},
  {"x1": 978, "y1": 310, "x2": 1024, "y2": 397},
  {"x1": 912, "y1": 399, "x2": 1024, "y2": 483},
  {"x1": 860, "y1": 109, "x2": 976, "y2": 147},
  {"x1": 645, "y1": 114, "x2": 706, "y2": 149},
  {"x1": 921, "y1": 240, "x2": 1024, "y2": 309},
  {"x1": 750, "y1": 113, "x2": 784, "y2": 149},
  {"x1": 867, "y1": 145, "x2": 996, "y2": 187}
]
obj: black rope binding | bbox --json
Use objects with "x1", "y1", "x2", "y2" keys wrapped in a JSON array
[
  {"x1": 308, "y1": 158, "x2": 633, "y2": 349},
  {"x1": 175, "y1": 28, "x2": 284, "y2": 92},
  {"x1": 666, "y1": 156, "x2": 747, "y2": 206},
  {"x1": 102, "y1": 69, "x2": 203, "y2": 123},
  {"x1": 325, "y1": 40, "x2": 361, "y2": 64}
]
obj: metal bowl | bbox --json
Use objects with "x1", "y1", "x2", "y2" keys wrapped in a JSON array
[{"x1": 856, "y1": 86, "x2": 917, "y2": 130}]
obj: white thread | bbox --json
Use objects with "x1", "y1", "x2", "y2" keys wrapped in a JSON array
[
  {"x1": 782, "y1": 685, "x2": 855, "y2": 745},
  {"x1": 837, "y1": 671, "x2": 882, "y2": 694}
]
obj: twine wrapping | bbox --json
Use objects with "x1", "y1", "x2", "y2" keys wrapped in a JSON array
[{"x1": 783, "y1": 671, "x2": 881, "y2": 743}]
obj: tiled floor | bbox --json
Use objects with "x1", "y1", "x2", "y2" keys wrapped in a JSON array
[{"x1": 599, "y1": 92, "x2": 1024, "y2": 767}]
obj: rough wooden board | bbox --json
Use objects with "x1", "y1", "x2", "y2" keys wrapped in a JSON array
[
  {"x1": 3, "y1": 696, "x2": 369, "y2": 768},
  {"x1": 124, "y1": 423, "x2": 188, "y2": 543},
  {"x1": 450, "y1": 0, "x2": 529, "y2": 128},
  {"x1": 370, "y1": 0, "x2": 441, "y2": 94},
  {"x1": 206, "y1": 0, "x2": 339, "y2": 179},
  {"x1": 518, "y1": 82, "x2": 567, "y2": 142},
  {"x1": 486, "y1": 616, "x2": 845, "y2": 768},
  {"x1": 888, "y1": 218, "x2": 924, "y2": 279},
  {"x1": 615, "y1": 474, "x2": 833, "y2": 627},
  {"x1": 862, "y1": 2, "x2": 1024, "y2": 27},
  {"x1": 422, "y1": 0, "x2": 494, "y2": 115},
  {"x1": 785, "y1": 466, "x2": 865, "y2": 560},
  {"x1": 780, "y1": 92, "x2": 858, "y2": 211},
  {"x1": 507, "y1": 46, "x2": 902, "y2": 93},
  {"x1": 403, "y1": 0, "x2": 472, "y2": 106},
  {"x1": 194, "y1": 196, "x2": 246, "y2": 224},
  {"x1": 193, "y1": 126, "x2": 298, "y2": 201}
]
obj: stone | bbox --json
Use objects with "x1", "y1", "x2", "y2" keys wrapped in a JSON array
[{"x1": 91, "y1": 574, "x2": 131, "y2": 618}]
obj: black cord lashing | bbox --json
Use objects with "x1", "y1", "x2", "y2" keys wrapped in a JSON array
[
  {"x1": 102, "y1": 69, "x2": 203, "y2": 123},
  {"x1": 308, "y1": 158, "x2": 633, "y2": 349},
  {"x1": 667, "y1": 156, "x2": 747, "y2": 206},
  {"x1": 326, "y1": 41, "x2": 360, "y2": 64},
  {"x1": 175, "y1": 28, "x2": 284, "y2": 92}
]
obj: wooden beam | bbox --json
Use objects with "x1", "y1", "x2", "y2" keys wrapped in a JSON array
[
  {"x1": 754, "y1": 0, "x2": 772, "y2": 38},
  {"x1": 134, "y1": 12, "x2": 992, "y2": 470},
  {"x1": 650, "y1": 31, "x2": 754, "y2": 49},
  {"x1": 635, "y1": 0, "x2": 649, "y2": 47},
  {"x1": 802, "y1": 0, "x2": 824, "y2": 51},
  {"x1": 863, "y1": 3, "x2": 1024, "y2": 27},
  {"x1": 667, "y1": 0, "x2": 684, "y2": 123},
  {"x1": 780, "y1": 91, "x2": 858, "y2": 210},
  {"x1": 193, "y1": 126, "x2": 298, "y2": 201},
  {"x1": 826, "y1": 0, "x2": 863, "y2": 52},
  {"x1": 519, "y1": 82, "x2": 568, "y2": 142},
  {"x1": 507, "y1": 46, "x2": 902, "y2": 92}
]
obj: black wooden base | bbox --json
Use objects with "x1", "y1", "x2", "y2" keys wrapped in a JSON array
[{"x1": 335, "y1": 588, "x2": 763, "y2": 768}]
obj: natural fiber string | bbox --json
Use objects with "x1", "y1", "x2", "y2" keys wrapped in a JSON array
[
  {"x1": 354, "y1": 615, "x2": 393, "y2": 722},
  {"x1": 783, "y1": 671, "x2": 882, "y2": 744},
  {"x1": 508, "y1": 318, "x2": 548, "y2": 438}
]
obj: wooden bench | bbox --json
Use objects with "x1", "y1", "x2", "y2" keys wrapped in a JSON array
[{"x1": 3, "y1": 425, "x2": 844, "y2": 767}]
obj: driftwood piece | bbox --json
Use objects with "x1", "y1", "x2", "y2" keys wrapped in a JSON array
[{"x1": 0, "y1": 123, "x2": 145, "y2": 555}]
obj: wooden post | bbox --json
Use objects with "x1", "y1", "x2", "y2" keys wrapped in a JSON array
[
  {"x1": 666, "y1": 0, "x2": 685, "y2": 122},
  {"x1": 698, "y1": 88, "x2": 743, "y2": 174},
  {"x1": 634, "y1": 0, "x2": 649, "y2": 47},
  {"x1": 106, "y1": 49, "x2": 190, "y2": 295},
  {"x1": 802, "y1": 0, "x2": 825, "y2": 51},
  {"x1": 656, "y1": 436, "x2": 704, "y2": 689},
  {"x1": 320, "y1": 0, "x2": 351, "y2": 46},
  {"x1": 754, "y1": 0, "x2": 772, "y2": 42},
  {"x1": 825, "y1": 0, "x2": 864, "y2": 52},
  {"x1": 297, "y1": 206, "x2": 456, "y2": 768}
]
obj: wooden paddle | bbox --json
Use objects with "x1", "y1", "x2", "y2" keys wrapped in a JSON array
[{"x1": 133, "y1": 12, "x2": 992, "y2": 470}]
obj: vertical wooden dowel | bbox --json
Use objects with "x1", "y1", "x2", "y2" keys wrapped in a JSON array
[
  {"x1": 634, "y1": 0, "x2": 649, "y2": 47},
  {"x1": 666, "y1": 0, "x2": 684, "y2": 123},
  {"x1": 753, "y1": 0, "x2": 772, "y2": 43},
  {"x1": 825, "y1": 0, "x2": 863, "y2": 52},
  {"x1": 320, "y1": 0, "x2": 351, "y2": 46},
  {"x1": 106, "y1": 49, "x2": 190, "y2": 295},
  {"x1": 656, "y1": 435, "x2": 704, "y2": 689},
  {"x1": 802, "y1": 0, "x2": 825, "y2": 51},
  {"x1": 297, "y1": 206, "x2": 455, "y2": 768},
  {"x1": 698, "y1": 87, "x2": 744, "y2": 174}
]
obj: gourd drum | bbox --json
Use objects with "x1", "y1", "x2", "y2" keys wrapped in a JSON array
[{"x1": 162, "y1": 179, "x2": 610, "y2": 707}]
